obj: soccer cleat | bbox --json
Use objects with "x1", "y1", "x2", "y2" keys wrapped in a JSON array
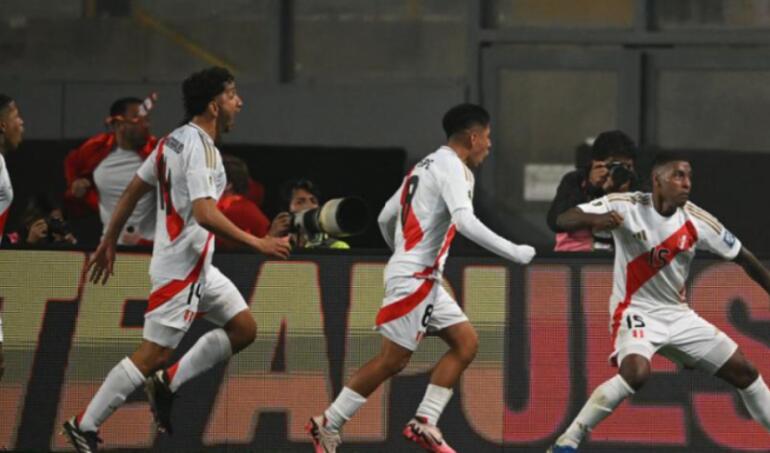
[
  {"x1": 546, "y1": 445, "x2": 577, "y2": 453},
  {"x1": 145, "y1": 369, "x2": 176, "y2": 434},
  {"x1": 61, "y1": 416, "x2": 103, "y2": 453},
  {"x1": 305, "y1": 415, "x2": 342, "y2": 453},
  {"x1": 403, "y1": 416, "x2": 456, "y2": 453}
]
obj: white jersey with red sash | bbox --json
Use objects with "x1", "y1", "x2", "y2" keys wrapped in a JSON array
[
  {"x1": 136, "y1": 122, "x2": 226, "y2": 283},
  {"x1": 384, "y1": 146, "x2": 474, "y2": 282},
  {"x1": 578, "y1": 192, "x2": 741, "y2": 344}
]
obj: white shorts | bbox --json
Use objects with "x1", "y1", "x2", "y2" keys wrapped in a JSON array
[
  {"x1": 611, "y1": 307, "x2": 738, "y2": 375},
  {"x1": 375, "y1": 277, "x2": 468, "y2": 351},
  {"x1": 144, "y1": 266, "x2": 248, "y2": 348}
]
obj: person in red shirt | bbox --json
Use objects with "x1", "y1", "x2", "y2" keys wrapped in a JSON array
[
  {"x1": 216, "y1": 154, "x2": 276, "y2": 250},
  {"x1": 63, "y1": 96, "x2": 158, "y2": 227}
]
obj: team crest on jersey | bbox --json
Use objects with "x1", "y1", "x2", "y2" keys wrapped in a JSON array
[
  {"x1": 632, "y1": 230, "x2": 648, "y2": 242},
  {"x1": 723, "y1": 229, "x2": 736, "y2": 247},
  {"x1": 678, "y1": 234, "x2": 689, "y2": 250},
  {"x1": 165, "y1": 137, "x2": 184, "y2": 154}
]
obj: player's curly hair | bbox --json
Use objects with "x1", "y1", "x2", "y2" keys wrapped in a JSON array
[
  {"x1": 181, "y1": 67, "x2": 234, "y2": 121},
  {"x1": 0, "y1": 94, "x2": 14, "y2": 117}
]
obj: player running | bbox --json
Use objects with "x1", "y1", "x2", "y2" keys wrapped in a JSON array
[
  {"x1": 0, "y1": 94, "x2": 25, "y2": 381},
  {"x1": 307, "y1": 103, "x2": 536, "y2": 453},
  {"x1": 548, "y1": 152, "x2": 770, "y2": 452},
  {"x1": 62, "y1": 67, "x2": 290, "y2": 453}
]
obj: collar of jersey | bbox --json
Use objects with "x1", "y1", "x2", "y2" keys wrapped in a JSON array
[{"x1": 187, "y1": 122, "x2": 214, "y2": 143}]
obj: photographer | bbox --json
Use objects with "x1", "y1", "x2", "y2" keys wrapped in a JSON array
[
  {"x1": 17, "y1": 194, "x2": 77, "y2": 246},
  {"x1": 273, "y1": 178, "x2": 351, "y2": 250},
  {"x1": 547, "y1": 130, "x2": 637, "y2": 251}
]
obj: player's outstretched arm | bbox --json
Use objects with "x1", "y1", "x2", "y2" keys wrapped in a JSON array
[
  {"x1": 88, "y1": 175, "x2": 154, "y2": 284},
  {"x1": 377, "y1": 190, "x2": 400, "y2": 251},
  {"x1": 733, "y1": 246, "x2": 770, "y2": 295},
  {"x1": 556, "y1": 207, "x2": 624, "y2": 232},
  {"x1": 192, "y1": 197, "x2": 290, "y2": 259},
  {"x1": 452, "y1": 208, "x2": 535, "y2": 264}
]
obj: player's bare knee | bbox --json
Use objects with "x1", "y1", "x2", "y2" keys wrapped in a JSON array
[
  {"x1": 379, "y1": 352, "x2": 410, "y2": 377},
  {"x1": 732, "y1": 361, "x2": 759, "y2": 389},
  {"x1": 455, "y1": 333, "x2": 478, "y2": 365},
  {"x1": 224, "y1": 311, "x2": 257, "y2": 352},
  {"x1": 619, "y1": 356, "x2": 650, "y2": 390}
]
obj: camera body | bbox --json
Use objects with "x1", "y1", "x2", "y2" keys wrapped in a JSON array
[
  {"x1": 46, "y1": 216, "x2": 72, "y2": 240},
  {"x1": 606, "y1": 161, "x2": 635, "y2": 188},
  {"x1": 290, "y1": 197, "x2": 369, "y2": 238}
]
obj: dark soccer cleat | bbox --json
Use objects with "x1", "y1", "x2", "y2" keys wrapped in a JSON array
[
  {"x1": 61, "y1": 416, "x2": 102, "y2": 453},
  {"x1": 547, "y1": 445, "x2": 578, "y2": 453},
  {"x1": 145, "y1": 369, "x2": 176, "y2": 434}
]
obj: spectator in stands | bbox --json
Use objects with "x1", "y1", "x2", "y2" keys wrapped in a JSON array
[
  {"x1": 17, "y1": 194, "x2": 77, "y2": 246},
  {"x1": 547, "y1": 130, "x2": 637, "y2": 251},
  {"x1": 216, "y1": 154, "x2": 272, "y2": 250},
  {"x1": 64, "y1": 95, "x2": 157, "y2": 245},
  {"x1": 272, "y1": 178, "x2": 350, "y2": 249}
]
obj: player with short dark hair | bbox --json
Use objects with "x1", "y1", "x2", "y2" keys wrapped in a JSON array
[
  {"x1": 307, "y1": 103, "x2": 536, "y2": 453},
  {"x1": 0, "y1": 93, "x2": 25, "y2": 381},
  {"x1": 548, "y1": 152, "x2": 770, "y2": 452},
  {"x1": 62, "y1": 67, "x2": 291, "y2": 452}
]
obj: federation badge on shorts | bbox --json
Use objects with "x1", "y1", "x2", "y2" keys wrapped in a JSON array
[{"x1": 723, "y1": 229, "x2": 736, "y2": 247}]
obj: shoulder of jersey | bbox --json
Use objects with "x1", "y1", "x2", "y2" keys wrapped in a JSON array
[
  {"x1": 684, "y1": 201, "x2": 723, "y2": 234},
  {"x1": 605, "y1": 191, "x2": 650, "y2": 205}
]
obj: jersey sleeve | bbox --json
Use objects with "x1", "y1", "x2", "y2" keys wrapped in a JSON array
[
  {"x1": 440, "y1": 158, "x2": 474, "y2": 215},
  {"x1": 687, "y1": 203, "x2": 742, "y2": 260},
  {"x1": 136, "y1": 148, "x2": 158, "y2": 186},
  {"x1": 185, "y1": 137, "x2": 219, "y2": 202},
  {"x1": 577, "y1": 196, "x2": 610, "y2": 215}
]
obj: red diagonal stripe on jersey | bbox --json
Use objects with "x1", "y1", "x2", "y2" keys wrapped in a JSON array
[
  {"x1": 0, "y1": 208, "x2": 9, "y2": 241},
  {"x1": 414, "y1": 224, "x2": 458, "y2": 279},
  {"x1": 610, "y1": 220, "x2": 698, "y2": 348},
  {"x1": 375, "y1": 278, "x2": 436, "y2": 326},
  {"x1": 400, "y1": 170, "x2": 424, "y2": 251},
  {"x1": 156, "y1": 137, "x2": 185, "y2": 241},
  {"x1": 146, "y1": 233, "x2": 213, "y2": 313}
]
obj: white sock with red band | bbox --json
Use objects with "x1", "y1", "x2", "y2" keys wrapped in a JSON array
[
  {"x1": 324, "y1": 387, "x2": 367, "y2": 433},
  {"x1": 79, "y1": 357, "x2": 145, "y2": 432},
  {"x1": 167, "y1": 328, "x2": 231, "y2": 392},
  {"x1": 738, "y1": 375, "x2": 770, "y2": 430},
  {"x1": 416, "y1": 384, "x2": 454, "y2": 426},
  {"x1": 557, "y1": 374, "x2": 634, "y2": 448}
]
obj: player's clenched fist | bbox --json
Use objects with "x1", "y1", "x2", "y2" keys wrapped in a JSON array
[
  {"x1": 592, "y1": 210, "x2": 624, "y2": 230},
  {"x1": 254, "y1": 235, "x2": 291, "y2": 259},
  {"x1": 512, "y1": 244, "x2": 536, "y2": 264}
]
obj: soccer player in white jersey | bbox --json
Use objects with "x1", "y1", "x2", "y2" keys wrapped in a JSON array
[
  {"x1": 307, "y1": 104, "x2": 536, "y2": 453},
  {"x1": 62, "y1": 67, "x2": 291, "y2": 453},
  {"x1": 0, "y1": 93, "x2": 25, "y2": 381},
  {"x1": 548, "y1": 152, "x2": 770, "y2": 452}
]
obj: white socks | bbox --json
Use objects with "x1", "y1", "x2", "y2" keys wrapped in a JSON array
[
  {"x1": 167, "y1": 328, "x2": 232, "y2": 392},
  {"x1": 738, "y1": 375, "x2": 770, "y2": 430},
  {"x1": 416, "y1": 384, "x2": 454, "y2": 426},
  {"x1": 557, "y1": 374, "x2": 634, "y2": 448},
  {"x1": 79, "y1": 357, "x2": 145, "y2": 432},
  {"x1": 324, "y1": 387, "x2": 367, "y2": 432}
]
